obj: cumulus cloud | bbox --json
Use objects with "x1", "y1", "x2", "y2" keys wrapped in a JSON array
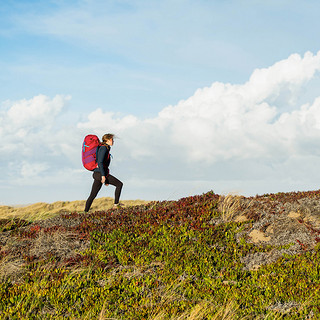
[
  {"x1": 5, "y1": 94, "x2": 68, "y2": 127},
  {"x1": 78, "y1": 51, "x2": 320, "y2": 164},
  {"x1": 0, "y1": 94, "x2": 77, "y2": 183},
  {"x1": 0, "y1": 94, "x2": 71, "y2": 151},
  {"x1": 2, "y1": 51, "x2": 320, "y2": 204}
]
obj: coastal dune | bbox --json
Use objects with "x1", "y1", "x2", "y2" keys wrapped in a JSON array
[{"x1": 0, "y1": 197, "x2": 150, "y2": 220}]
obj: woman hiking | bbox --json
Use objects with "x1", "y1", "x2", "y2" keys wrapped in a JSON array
[{"x1": 84, "y1": 133, "x2": 123, "y2": 212}]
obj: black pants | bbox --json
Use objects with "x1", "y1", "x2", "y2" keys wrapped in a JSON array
[{"x1": 85, "y1": 172, "x2": 123, "y2": 212}]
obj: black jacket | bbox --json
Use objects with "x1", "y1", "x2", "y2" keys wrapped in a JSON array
[{"x1": 94, "y1": 145, "x2": 111, "y2": 177}]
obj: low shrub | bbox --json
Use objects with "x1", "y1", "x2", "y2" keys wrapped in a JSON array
[{"x1": 0, "y1": 191, "x2": 319, "y2": 319}]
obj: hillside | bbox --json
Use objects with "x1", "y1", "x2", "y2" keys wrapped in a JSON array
[
  {"x1": 0, "y1": 197, "x2": 150, "y2": 221},
  {"x1": 0, "y1": 190, "x2": 320, "y2": 319}
]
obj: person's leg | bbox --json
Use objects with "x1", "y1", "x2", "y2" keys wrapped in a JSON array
[
  {"x1": 84, "y1": 172, "x2": 102, "y2": 212},
  {"x1": 106, "y1": 174, "x2": 123, "y2": 204}
]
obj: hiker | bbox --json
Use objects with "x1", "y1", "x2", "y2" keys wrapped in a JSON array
[{"x1": 84, "y1": 133, "x2": 123, "y2": 211}]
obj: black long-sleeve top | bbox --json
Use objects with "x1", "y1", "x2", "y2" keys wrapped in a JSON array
[{"x1": 94, "y1": 145, "x2": 111, "y2": 177}]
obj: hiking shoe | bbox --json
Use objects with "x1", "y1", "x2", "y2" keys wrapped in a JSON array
[{"x1": 113, "y1": 203, "x2": 125, "y2": 208}]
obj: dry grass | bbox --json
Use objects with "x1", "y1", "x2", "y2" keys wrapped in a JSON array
[
  {"x1": 149, "y1": 300, "x2": 285, "y2": 320},
  {"x1": 147, "y1": 278, "x2": 241, "y2": 320},
  {"x1": 29, "y1": 230, "x2": 90, "y2": 260},
  {"x1": 218, "y1": 194, "x2": 252, "y2": 222},
  {"x1": 150, "y1": 300, "x2": 240, "y2": 320},
  {"x1": 0, "y1": 256, "x2": 25, "y2": 283},
  {"x1": 0, "y1": 197, "x2": 151, "y2": 221},
  {"x1": 175, "y1": 302, "x2": 214, "y2": 320}
]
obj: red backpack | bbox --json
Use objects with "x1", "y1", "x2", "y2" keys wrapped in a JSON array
[{"x1": 82, "y1": 134, "x2": 101, "y2": 171}]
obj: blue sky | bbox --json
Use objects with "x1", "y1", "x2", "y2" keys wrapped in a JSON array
[
  {"x1": 2, "y1": 0, "x2": 319, "y2": 115},
  {"x1": 1, "y1": 0, "x2": 320, "y2": 205}
]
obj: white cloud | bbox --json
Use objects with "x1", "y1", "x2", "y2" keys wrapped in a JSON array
[
  {"x1": 0, "y1": 94, "x2": 77, "y2": 181},
  {"x1": 5, "y1": 94, "x2": 69, "y2": 127},
  {"x1": 2, "y1": 51, "x2": 320, "y2": 204},
  {"x1": 78, "y1": 109, "x2": 139, "y2": 132},
  {"x1": 0, "y1": 94, "x2": 72, "y2": 156},
  {"x1": 244, "y1": 51, "x2": 320, "y2": 103},
  {"x1": 20, "y1": 161, "x2": 49, "y2": 180},
  {"x1": 78, "y1": 51, "x2": 320, "y2": 164}
]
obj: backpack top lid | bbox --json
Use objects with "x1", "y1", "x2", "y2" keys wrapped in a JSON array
[{"x1": 82, "y1": 134, "x2": 101, "y2": 171}]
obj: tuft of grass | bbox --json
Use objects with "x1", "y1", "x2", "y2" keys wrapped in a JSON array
[
  {"x1": 151, "y1": 301, "x2": 214, "y2": 320},
  {"x1": 218, "y1": 194, "x2": 242, "y2": 222},
  {"x1": 0, "y1": 257, "x2": 25, "y2": 283}
]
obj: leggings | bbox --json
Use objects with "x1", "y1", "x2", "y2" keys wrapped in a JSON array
[{"x1": 85, "y1": 172, "x2": 123, "y2": 212}]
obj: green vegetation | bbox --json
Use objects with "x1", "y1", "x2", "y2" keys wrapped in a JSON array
[{"x1": 0, "y1": 191, "x2": 319, "y2": 319}]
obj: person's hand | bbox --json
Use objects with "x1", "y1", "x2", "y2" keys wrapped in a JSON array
[{"x1": 101, "y1": 176, "x2": 106, "y2": 184}]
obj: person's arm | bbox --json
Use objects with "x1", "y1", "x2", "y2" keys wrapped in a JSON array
[{"x1": 97, "y1": 146, "x2": 107, "y2": 177}]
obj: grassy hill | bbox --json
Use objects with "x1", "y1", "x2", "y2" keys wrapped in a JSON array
[
  {"x1": 0, "y1": 190, "x2": 320, "y2": 319},
  {"x1": 0, "y1": 197, "x2": 150, "y2": 221}
]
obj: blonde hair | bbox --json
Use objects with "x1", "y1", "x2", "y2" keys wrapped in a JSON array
[{"x1": 101, "y1": 133, "x2": 115, "y2": 147}]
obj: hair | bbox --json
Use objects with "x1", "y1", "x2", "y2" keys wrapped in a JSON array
[{"x1": 101, "y1": 133, "x2": 115, "y2": 147}]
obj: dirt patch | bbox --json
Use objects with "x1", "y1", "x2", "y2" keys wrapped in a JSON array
[
  {"x1": 237, "y1": 195, "x2": 320, "y2": 270},
  {"x1": 248, "y1": 230, "x2": 271, "y2": 243}
]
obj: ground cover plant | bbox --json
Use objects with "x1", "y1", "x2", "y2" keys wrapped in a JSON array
[{"x1": 0, "y1": 190, "x2": 319, "y2": 319}]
